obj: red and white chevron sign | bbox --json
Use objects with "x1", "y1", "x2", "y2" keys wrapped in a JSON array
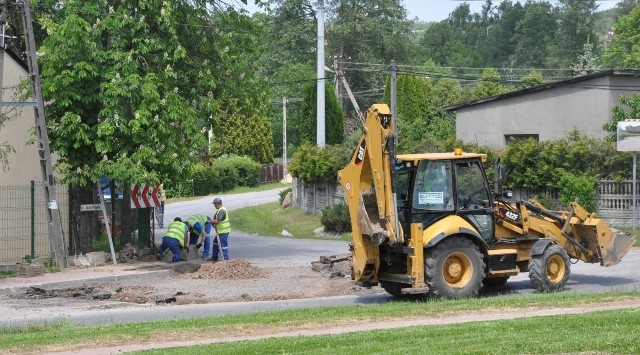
[{"x1": 130, "y1": 183, "x2": 162, "y2": 209}]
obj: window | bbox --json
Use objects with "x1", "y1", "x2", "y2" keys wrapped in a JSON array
[{"x1": 413, "y1": 161, "x2": 453, "y2": 211}]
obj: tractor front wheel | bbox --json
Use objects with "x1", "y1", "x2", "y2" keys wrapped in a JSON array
[
  {"x1": 425, "y1": 236, "x2": 485, "y2": 299},
  {"x1": 528, "y1": 244, "x2": 571, "y2": 292}
]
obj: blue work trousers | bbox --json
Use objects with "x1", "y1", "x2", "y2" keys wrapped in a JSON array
[
  {"x1": 211, "y1": 233, "x2": 229, "y2": 261},
  {"x1": 159, "y1": 237, "x2": 182, "y2": 262}
]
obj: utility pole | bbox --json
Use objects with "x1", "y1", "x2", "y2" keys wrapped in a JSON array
[
  {"x1": 316, "y1": 0, "x2": 325, "y2": 148},
  {"x1": 0, "y1": 0, "x2": 6, "y2": 106},
  {"x1": 20, "y1": 1, "x2": 66, "y2": 269},
  {"x1": 282, "y1": 97, "x2": 288, "y2": 182},
  {"x1": 390, "y1": 60, "x2": 398, "y2": 143}
]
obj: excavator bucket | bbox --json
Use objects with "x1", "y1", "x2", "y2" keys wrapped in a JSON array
[
  {"x1": 598, "y1": 225, "x2": 635, "y2": 267},
  {"x1": 357, "y1": 194, "x2": 388, "y2": 246}
]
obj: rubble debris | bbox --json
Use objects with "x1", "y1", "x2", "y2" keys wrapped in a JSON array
[
  {"x1": 191, "y1": 259, "x2": 269, "y2": 280},
  {"x1": 312, "y1": 253, "x2": 351, "y2": 278},
  {"x1": 116, "y1": 243, "x2": 151, "y2": 263}
]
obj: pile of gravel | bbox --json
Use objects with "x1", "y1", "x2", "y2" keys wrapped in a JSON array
[{"x1": 190, "y1": 260, "x2": 269, "y2": 280}]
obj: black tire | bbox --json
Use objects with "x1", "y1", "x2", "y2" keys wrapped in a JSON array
[
  {"x1": 425, "y1": 236, "x2": 485, "y2": 299},
  {"x1": 528, "y1": 244, "x2": 571, "y2": 292},
  {"x1": 379, "y1": 281, "x2": 408, "y2": 297},
  {"x1": 482, "y1": 276, "x2": 510, "y2": 287}
]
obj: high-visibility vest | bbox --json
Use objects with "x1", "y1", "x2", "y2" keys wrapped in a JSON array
[
  {"x1": 165, "y1": 221, "x2": 187, "y2": 246},
  {"x1": 186, "y1": 214, "x2": 207, "y2": 232},
  {"x1": 214, "y1": 206, "x2": 230, "y2": 234}
]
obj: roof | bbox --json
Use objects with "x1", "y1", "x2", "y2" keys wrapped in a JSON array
[
  {"x1": 397, "y1": 151, "x2": 487, "y2": 165},
  {"x1": 444, "y1": 69, "x2": 640, "y2": 112}
]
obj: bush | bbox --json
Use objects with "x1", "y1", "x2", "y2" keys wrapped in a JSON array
[
  {"x1": 279, "y1": 187, "x2": 292, "y2": 205},
  {"x1": 223, "y1": 155, "x2": 261, "y2": 187},
  {"x1": 211, "y1": 158, "x2": 239, "y2": 192},
  {"x1": 321, "y1": 203, "x2": 352, "y2": 233},
  {"x1": 289, "y1": 143, "x2": 351, "y2": 183},
  {"x1": 557, "y1": 173, "x2": 598, "y2": 212},
  {"x1": 191, "y1": 164, "x2": 214, "y2": 196}
]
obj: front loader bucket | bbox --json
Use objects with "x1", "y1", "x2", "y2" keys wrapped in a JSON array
[{"x1": 599, "y1": 227, "x2": 635, "y2": 267}]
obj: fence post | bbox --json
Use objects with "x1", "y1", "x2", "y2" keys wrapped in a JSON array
[{"x1": 31, "y1": 180, "x2": 35, "y2": 259}]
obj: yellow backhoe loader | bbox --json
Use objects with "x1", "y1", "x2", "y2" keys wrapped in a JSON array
[{"x1": 338, "y1": 104, "x2": 635, "y2": 298}]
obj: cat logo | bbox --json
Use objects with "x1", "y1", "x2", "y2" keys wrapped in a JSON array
[{"x1": 355, "y1": 140, "x2": 366, "y2": 166}]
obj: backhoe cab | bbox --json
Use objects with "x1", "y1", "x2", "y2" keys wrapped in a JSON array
[{"x1": 338, "y1": 104, "x2": 634, "y2": 299}]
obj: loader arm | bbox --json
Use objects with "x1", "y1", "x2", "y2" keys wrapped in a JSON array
[{"x1": 338, "y1": 104, "x2": 403, "y2": 283}]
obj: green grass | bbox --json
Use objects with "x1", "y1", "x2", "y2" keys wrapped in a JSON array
[
  {"x1": 142, "y1": 309, "x2": 640, "y2": 354},
  {"x1": 166, "y1": 183, "x2": 290, "y2": 204},
  {"x1": 1, "y1": 291, "x2": 639, "y2": 353},
  {"x1": 233, "y1": 202, "x2": 329, "y2": 239},
  {"x1": 0, "y1": 271, "x2": 16, "y2": 279}
]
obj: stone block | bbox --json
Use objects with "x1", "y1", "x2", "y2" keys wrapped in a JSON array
[
  {"x1": 86, "y1": 251, "x2": 106, "y2": 266},
  {"x1": 17, "y1": 263, "x2": 44, "y2": 277}
]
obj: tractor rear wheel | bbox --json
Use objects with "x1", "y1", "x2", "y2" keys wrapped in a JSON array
[
  {"x1": 528, "y1": 244, "x2": 571, "y2": 292},
  {"x1": 425, "y1": 236, "x2": 485, "y2": 299}
]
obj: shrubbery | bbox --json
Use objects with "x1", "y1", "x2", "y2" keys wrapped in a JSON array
[
  {"x1": 321, "y1": 203, "x2": 352, "y2": 233},
  {"x1": 166, "y1": 155, "x2": 262, "y2": 197},
  {"x1": 288, "y1": 143, "x2": 351, "y2": 182}
]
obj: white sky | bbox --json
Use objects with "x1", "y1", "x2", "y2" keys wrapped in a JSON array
[{"x1": 240, "y1": 0, "x2": 620, "y2": 22}]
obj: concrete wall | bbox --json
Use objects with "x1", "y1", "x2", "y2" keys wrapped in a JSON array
[
  {"x1": 455, "y1": 75, "x2": 638, "y2": 148},
  {"x1": 0, "y1": 51, "x2": 43, "y2": 184}
]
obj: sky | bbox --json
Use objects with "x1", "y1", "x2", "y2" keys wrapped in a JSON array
[{"x1": 240, "y1": 0, "x2": 620, "y2": 22}]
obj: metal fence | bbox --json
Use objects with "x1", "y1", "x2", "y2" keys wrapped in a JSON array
[{"x1": 0, "y1": 181, "x2": 69, "y2": 265}]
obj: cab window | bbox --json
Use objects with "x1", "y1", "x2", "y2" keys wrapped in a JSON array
[{"x1": 413, "y1": 160, "x2": 453, "y2": 211}]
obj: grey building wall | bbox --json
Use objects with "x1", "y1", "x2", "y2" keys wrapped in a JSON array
[
  {"x1": 1, "y1": 51, "x2": 44, "y2": 184},
  {"x1": 455, "y1": 75, "x2": 638, "y2": 148}
]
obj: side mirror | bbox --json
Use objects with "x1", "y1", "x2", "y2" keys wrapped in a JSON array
[{"x1": 502, "y1": 190, "x2": 513, "y2": 199}]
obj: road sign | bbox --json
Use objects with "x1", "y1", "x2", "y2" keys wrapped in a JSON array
[
  {"x1": 131, "y1": 183, "x2": 162, "y2": 209},
  {"x1": 80, "y1": 204, "x2": 102, "y2": 212}
]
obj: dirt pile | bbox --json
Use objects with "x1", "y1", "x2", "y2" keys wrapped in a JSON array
[{"x1": 190, "y1": 259, "x2": 269, "y2": 280}]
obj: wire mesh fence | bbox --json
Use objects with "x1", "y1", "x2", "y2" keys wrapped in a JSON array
[{"x1": 0, "y1": 181, "x2": 69, "y2": 265}]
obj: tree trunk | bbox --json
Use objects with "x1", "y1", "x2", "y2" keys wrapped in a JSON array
[{"x1": 120, "y1": 185, "x2": 134, "y2": 245}]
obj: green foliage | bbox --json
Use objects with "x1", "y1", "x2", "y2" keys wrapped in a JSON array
[
  {"x1": 471, "y1": 68, "x2": 509, "y2": 99},
  {"x1": 521, "y1": 70, "x2": 545, "y2": 88},
  {"x1": 603, "y1": 93, "x2": 640, "y2": 142},
  {"x1": 289, "y1": 143, "x2": 351, "y2": 183},
  {"x1": 223, "y1": 155, "x2": 261, "y2": 187},
  {"x1": 320, "y1": 203, "x2": 352, "y2": 234},
  {"x1": 191, "y1": 164, "x2": 215, "y2": 196},
  {"x1": 185, "y1": 155, "x2": 261, "y2": 197},
  {"x1": 603, "y1": 4, "x2": 640, "y2": 68},
  {"x1": 557, "y1": 173, "x2": 598, "y2": 212},
  {"x1": 298, "y1": 81, "x2": 344, "y2": 146},
  {"x1": 210, "y1": 158, "x2": 240, "y2": 193},
  {"x1": 501, "y1": 130, "x2": 630, "y2": 192},
  {"x1": 279, "y1": 187, "x2": 292, "y2": 205}
]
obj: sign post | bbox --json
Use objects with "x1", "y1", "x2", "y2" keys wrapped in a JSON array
[{"x1": 616, "y1": 120, "x2": 640, "y2": 228}]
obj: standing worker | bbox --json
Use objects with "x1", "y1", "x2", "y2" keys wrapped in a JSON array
[
  {"x1": 185, "y1": 214, "x2": 213, "y2": 258},
  {"x1": 210, "y1": 197, "x2": 230, "y2": 261},
  {"x1": 157, "y1": 217, "x2": 188, "y2": 262}
]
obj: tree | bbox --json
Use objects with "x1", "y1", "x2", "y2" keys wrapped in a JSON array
[
  {"x1": 298, "y1": 81, "x2": 344, "y2": 146},
  {"x1": 603, "y1": 4, "x2": 640, "y2": 68},
  {"x1": 36, "y1": 1, "x2": 268, "y2": 250},
  {"x1": 571, "y1": 36, "x2": 599, "y2": 76},
  {"x1": 326, "y1": 0, "x2": 414, "y2": 109},
  {"x1": 552, "y1": 0, "x2": 598, "y2": 68},
  {"x1": 471, "y1": 68, "x2": 508, "y2": 99},
  {"x1": 511, "y1": 1, "x2": 557, "y2": 68}
]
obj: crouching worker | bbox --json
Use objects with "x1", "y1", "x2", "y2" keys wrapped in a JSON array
[
  {"x1": 157, "y1": 217, "x2": 188, "y2": 262},
  {"x1": 185, "y1": 214, "x2": 213, "y2": 258}
]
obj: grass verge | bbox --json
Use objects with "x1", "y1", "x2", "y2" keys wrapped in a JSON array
[
  {"x1": 232, "y1": 202, "x2": 350, "y2": 240},
  {"x1": 1, "y1": 291, "x2": 639, "y2": 353}
]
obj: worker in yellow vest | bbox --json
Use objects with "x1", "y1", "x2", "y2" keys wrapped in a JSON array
[
  {"x1": 157, "y1": 217, "x2": 188, "y2": 262},
  {"x1": 210, "y1": 197, "x2": 230, "y2": 261}
]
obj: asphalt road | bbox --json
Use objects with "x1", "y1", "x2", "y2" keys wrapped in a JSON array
[{"x1": 161, "y1": 189, "x2": 640, "y2": 294}]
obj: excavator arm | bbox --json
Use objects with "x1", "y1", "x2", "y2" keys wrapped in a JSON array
[{"x1": 338, "y1": 104, "x2": 403, "y2": 284}]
